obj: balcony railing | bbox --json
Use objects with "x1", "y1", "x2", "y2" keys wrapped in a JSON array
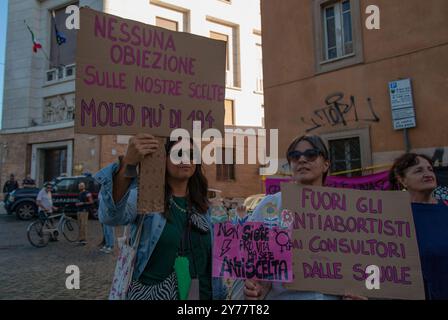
[{"x1": 46, "y1": 64, "x2": 76, "y2": 84}]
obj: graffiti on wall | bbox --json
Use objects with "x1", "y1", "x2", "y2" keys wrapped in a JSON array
[{"x1": 301, "y1": 92, "x2": 380, "y2": 132}]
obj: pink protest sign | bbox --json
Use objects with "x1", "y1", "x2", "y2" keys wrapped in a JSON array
[
  {"x1": 213, "y1": 222, "x2": 293, "y2": 282},
  {"x1": 265, "y1": 177, "x2": 291, "y2": 195}
]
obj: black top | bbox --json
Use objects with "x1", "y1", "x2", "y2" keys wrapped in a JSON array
[
  {"x1": 3, "y1": 180, "x2": 19, "y2": 194},
  {"x1": 78, "y1": 191, "x2": 93, "y2": 211},
  {"x1": 412, "y1": 200, "x2": 448, "y2": 300}
]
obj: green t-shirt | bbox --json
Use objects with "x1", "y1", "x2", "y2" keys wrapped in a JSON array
[{"x1": 139, "y1": 196, "x2": 212, "y2": 300}]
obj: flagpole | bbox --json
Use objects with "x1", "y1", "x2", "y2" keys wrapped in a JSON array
[
  {"x1": 23, "y1": 20, "x2": 51, "y2": 64},
  {"x1": 51, "y1": 10, "x2": 60, "y2": 68}
]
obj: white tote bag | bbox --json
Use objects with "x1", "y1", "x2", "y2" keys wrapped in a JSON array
[{"x1": 108, "y1": 217, "x2": 144, "y2": 300}]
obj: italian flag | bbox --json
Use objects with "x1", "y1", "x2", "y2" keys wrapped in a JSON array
[{"x1": 26, "y1": 23, "x2": 42, "y2": 53}]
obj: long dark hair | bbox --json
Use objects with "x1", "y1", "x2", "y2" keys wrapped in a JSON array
[
  {"x1": 164, "y1": 138, "x2": 209, "y2": 216},
  {"x1": 389, "y1": 153, "x2": 435, "y2": 189}
]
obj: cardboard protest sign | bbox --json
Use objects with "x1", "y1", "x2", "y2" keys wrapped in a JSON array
[
  {"x1": 281, "y1": 183, "x2": 425, "y2": 300},
  {"x1": 213, "y1": 222, "x2": 293, "y2": 283},
  {"x1": 75, "y1": 8, "x2": 226, "y2": 213},
  {"x1": 75, "y1": 8, "x2": 225, "y2": 136},
  {"x1": 137, "y1": 137, "x2": 166, "y2": 214}
]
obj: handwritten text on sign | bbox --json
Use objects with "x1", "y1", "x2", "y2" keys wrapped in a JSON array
[
  {"x1": 213, "y1": 222, "x2": 293, "y2": 282},
  {"x1": 281, "y1": 184, "x2": 425, "y2": 299},
  {"x1": 75, "y1": 8, "x2": 226, "y2": 136}
]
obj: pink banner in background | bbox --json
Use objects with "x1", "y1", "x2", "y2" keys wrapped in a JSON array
[
  {"x1": 325, "y1": 170, "x2": 392, "y2": 190},
  {"x1": 265, "y1": 178, "x2": 292, "y2": 195},
  {"x1": 264, "y1": 170, "x2": 392, "y2": 195}
]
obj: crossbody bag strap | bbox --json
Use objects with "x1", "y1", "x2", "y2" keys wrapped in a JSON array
[
  {"x1": 187, "y1": 218, "x2": 199, "y2": 277},
  {"x1": 179, "y1": 215, "x2": 188, "y2": 256},
  {"x1": 180, "y1": 213, "x2": 199, "y2": 276},
  {"x1": 121, "y1": 224, "x2": 130, "y2": 246},
  {"x1": 131, "y1": 215, "x2": 145, "y2": 249}
]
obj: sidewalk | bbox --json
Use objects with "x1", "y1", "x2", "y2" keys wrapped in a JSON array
[{"x1": 0, "y1": 212, "x2": 118, "y2": 299}]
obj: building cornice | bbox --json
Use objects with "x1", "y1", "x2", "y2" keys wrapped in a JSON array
[{"x1": 0, "y1": 121, "x2": 74, "y2": 135}]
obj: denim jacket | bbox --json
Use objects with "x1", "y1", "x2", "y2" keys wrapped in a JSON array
[{"x1": 94, "y1": 162, "x2": 227, "y2": 300}]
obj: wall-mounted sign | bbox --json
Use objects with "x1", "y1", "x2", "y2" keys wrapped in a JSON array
[{"x1": 388, "y1": 79, "x2": 416, "y2": 130}]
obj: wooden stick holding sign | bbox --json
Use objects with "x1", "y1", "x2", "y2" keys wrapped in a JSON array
[
  {"x1": 136, "y1": 137, "x2": 166, "y2": 214},
  {"x1": 74, "y1": 8, "x2": 226, "y2": 213}
]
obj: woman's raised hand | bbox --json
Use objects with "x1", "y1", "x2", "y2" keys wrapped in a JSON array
[{"x1": 123, "y1": 134, "x2": 160, "y2": 165}]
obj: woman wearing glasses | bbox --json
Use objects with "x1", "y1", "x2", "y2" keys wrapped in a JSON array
[{"x1": 232, "y1": 134, "x2": 362, "y2": 300}]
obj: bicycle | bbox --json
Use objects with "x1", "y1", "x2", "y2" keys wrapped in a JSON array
[{"x1": 27, "y1": 206, "x2": 79, "y2": 248}]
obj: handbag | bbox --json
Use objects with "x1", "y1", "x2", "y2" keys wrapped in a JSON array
[
  {"x1": 108, "y1": 216, "x2": 145, "y2": 300},
  {"x1": 174, "y1": 256, "x2": 191, "y2": 300},
  {"x1": 125, "y1": 217, "x2": 194, "y2": 300},
  {"x1": 174, "y1": 210, "x2": 206, "y2": 300}
]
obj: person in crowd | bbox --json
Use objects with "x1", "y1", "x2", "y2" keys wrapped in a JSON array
[
  {"x1": 389, "y1": 153, "x2": 448, "y2": 299},
  {"x1": 231, "y1": 134, "x2": 364, "y2": 300},
  {"x1": 96, "y1": 193, "x2": 115, "y2": 253},
  {"x1": 36, "y1": 182, "x2": 57, "y2": 217},
  {"x1": 95, "y1": 134, "x2": 226, "y2": 300},
  {"x1": 75, "y1": 182, "x2": 94, "y2": 246},
  {"x1": 36, "y1": 182, "x2": 58, "y2": 240},
  {"x1": 22, "y1": 174, "x2": 36, "y2": 188},
  {"x1": 3, "y1": 173, "x2": 19, "y2": 198},
  {"x1": 100, "y1": 223, "x2": 115, "y2": 254}
]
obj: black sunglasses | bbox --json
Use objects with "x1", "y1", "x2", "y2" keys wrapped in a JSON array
[{"x1": 287, "y1": 148, "x2": 322, "y2": 162}]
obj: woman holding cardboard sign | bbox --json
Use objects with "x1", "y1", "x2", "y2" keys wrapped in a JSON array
[
  {"x1": 231, "y1": 134, "x2": 364, "y2": 300},
  {"x1": 95, "y1": 134, "x2": 226, "y2": 300},
  {"x1": 390, "y1": 153, "x2": 448, "y2": 300}
]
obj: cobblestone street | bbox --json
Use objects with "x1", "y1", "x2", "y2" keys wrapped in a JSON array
[{"x1": 0, "y1": 204, "x2": 122, "y2": 300}]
